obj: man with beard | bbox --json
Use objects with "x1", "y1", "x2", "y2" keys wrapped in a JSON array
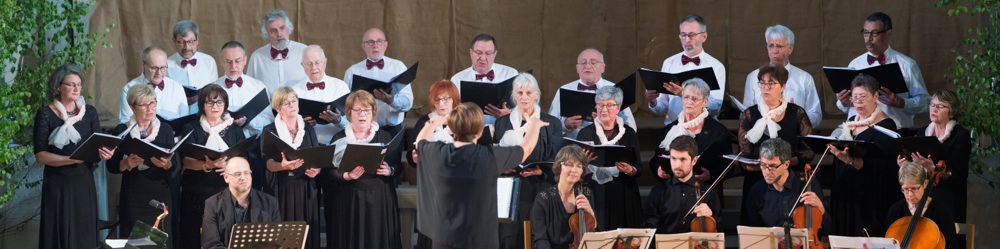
[
  {"x1": 201, "y1": 157, "x2": 281, "y2": 249},
  {"x1": 642, "y1": 135, "x2": 720, "y2": 234},
  {"x1": 167, "y1": 20, "x2": 218, "y2": 114},
  {"x1": 247, "y1": 9, "x2": 308, "y2": 96}
]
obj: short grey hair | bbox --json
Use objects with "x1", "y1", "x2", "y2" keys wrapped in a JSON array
[
  {"x1": 765, "y1": 24, "x2": 795, "y2": 46},
  {"x1": 47, "y1": 64, "x2": 85, "y2": 101},
  {"x1": 898, "y1": 161, "x2": 928, "y2": 185},
  {"x1": 511, "y1": 72, "x2": 541, "y2": 104},
  {"x1": 759, "y1": 138, "x2": 792, "y2": 162},
  {"x1": 260, "y1": 9, "x2": 294, "y2": 41},
  {"x1": 172, "y1": 20, "x2": 199, "y2": 39},
  {"x1": 680, "y1": 14, "x2": 707, "y2": 32},
  {"x1": 680, "y1": 78, "x2": 710, "y2": 99},
  {"x1": 579, "y1": 48, "x2": 605, "y2": 62},
  {"x1": 303, "y1": 45, "x2": 326, "y2": 59},
  {"x1": 141, "y1": 46, "x2": 166, "y2": 64},
  {"x1": 595, "y1": 85, "x2": 623, "y2": 106}
]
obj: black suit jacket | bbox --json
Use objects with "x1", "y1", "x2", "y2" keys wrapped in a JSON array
[{"x1": 202, "y1": 188, "x2": 282, "y2": 249}]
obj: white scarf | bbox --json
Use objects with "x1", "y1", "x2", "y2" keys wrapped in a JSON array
[
  {"x1": 428, "y1": 112, "x2": 455, "y2": 143},
  {"x1": 345, "y1": 122, "x2": 380, "y2": 143},
  {"x1": 659, "y1": 108, "x2": 709, "y2": 149},
  {"x1": 926, "y1": 120, "x2": 957, "y2": 143},
  {"x1": 593, "y1": 116, "x2": 626, "y2": 145},
  {"x1": 499, "y1": 104, "x2": 541, "y2": 146},
  {"x1": 744, "y1": 97, "x2": 788, "y2": 144},
  {"x1": 127, "y1": 117, "x2": 161, "y2": 143},
  {"x1": 835, "y1": 104, "x2": 883, "y2": 140},
  {"x1": 48, "y1": 99, "x2": 87, "y2": 149},
  {"x1": 200, "y1": 113, "x2": 234, "y2": 150},
  {"x1": 275, "y1": 114, "x2": 306, "y2": 149}
]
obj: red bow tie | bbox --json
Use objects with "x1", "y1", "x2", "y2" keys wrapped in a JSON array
[
  {"x1": 577, "y1": 83, "x2": 598, "y2": 91},
  {"x1": 149, "y1": 81, "x2": 164, "y2": 90},
  {"x1": 306, "y1": 81, "x2": 325, "y2": 90},
  {"x1": 867, "y1": 54, "x2": 886, "y2": 65},
  {"x1": 475, "y1": 70, "x2": 495, "y2": 81},
  {"x1": 225, "y1": 77, "x2": 243, "y2": 88},
  {"x1": 180, "y1": 58, "x2": 197, "y2": 68},
  {"x1": 681, "y1": 55, "x2": 701, "y2": 66},
  {"x1": 271, "y1": 47, "x2": 289, "y2": 60},
  {"x1": 366, "y1": 59, "x2": 385, "y2": 70}
]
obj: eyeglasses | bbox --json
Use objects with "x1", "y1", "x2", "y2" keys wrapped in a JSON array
[
  {"x1": 596, "y1": 103, "x2": 619, "y2": 110},
  {"x1": 281, "y1": 99, "x2": 298, "y2": 107},
  {"x1": 850, "y1": 94, "x2": 873, "y2": 103},
  {"x1": 679, "y1": 32, "x2": 705, "y2": 40},
  {"x1": 560, "y1": 161, "x2": 585, "y2": 170},
  {"x1": 224, "y1": 58, "x2": 244, "y2": 65},
  {"x1": 174, "y1": 38, "x2": 198, "y2": 47},
  {"x1": 301, "y1": 60, "x2": 325, "y2": 68},
  {"x1": 760, "y1": 163, "x2": 783, "y2": 171},
  {"x1": 861, "y1": 29, "x2": 890, "y2": 38},
  {"x1": 681, "y1": 95, "x2": 704, "y2": 102},
  {"x1": 472, "y1": 50, "x2": 497, "y2": 57},
  {"x1": 204, "y1": 100, "x2": 225, "y2": 107},
  {"x1": 930, "y1": 104, "x2": 950, "y2": 110},
  {"x1": 135, "y1": 100, "x2": 157, "y2": 110},
  {"x1": 61, "y1": 82, "x2": 83, "y2": 88},
  {"x1": 758, "y1": 81, "x2": 781, "y2": 90},
  {"x1": 144, "y1": 64, "x2": 167, "y2": 72},
  {"x1": 227, "y1": 170, "x2": 253, "y2": 178},
  {"x1": 577, "y1": 60, "x2": 604, "y2": 66},
  {"x1": 363, "y1": 39, "x2": 387, "y2": 46},
  {"x1": 352, "y1": 108, "x2": 373, "y2": 115},
  {"x1": 901, "y1": 186, "x2": 923, "y2": 194},
  {"x1": 434, "y1": 96, "x2": 452, "y2": 103},
  {"x1": 767, "y1": 43, "x2": 789, "y2": 50}
]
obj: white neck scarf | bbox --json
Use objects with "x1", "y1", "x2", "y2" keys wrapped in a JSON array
[
  {"x1": 127, "y1": 117, "x2": 161, "y2": 142},
  {"x1": 275, "y1": 114, "x2": 306, "y2": 149},
  {"x1": 346, "y1": 122, "x2": 380, "y2": 143},
  {"x1": 744, "y1": 97, "x2": 788, "y2": 144},
  {"x1": 427, "y1": 112, "x2": 454, "y2": 143},
  {"x1": 926, "y1": 120, "x2": 957, "y2": 143},
  {"x1": 200, "y1": 113, "x2": 234, "y2": 150},
  {"x1": 594, "y1": 116, "x2": 626, "y2": 145},
  {"x1": 836, "y1": 104, "x2": 883, "y2": 140},
  {"x1": 499, "y1": 104, "x2": 541, "y2": 146},
  {"x1": 659, "y1": 108, "x2": 708, "y2": 149},
  {"x1": 48, "y1": 99, "x2": 87, "y2": 149}
]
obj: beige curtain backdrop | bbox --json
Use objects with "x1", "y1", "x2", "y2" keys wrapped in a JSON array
[{"x1": 85, "y1": 0, "x2": 984, "y2": 125}]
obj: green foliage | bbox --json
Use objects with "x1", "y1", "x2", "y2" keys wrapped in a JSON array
[
  {"x1": 937, "y1": 0, "x2": 1000, "y2": 187},
  {"x1": 0, "y1": 0, "x2": 114, "y2": 212}
]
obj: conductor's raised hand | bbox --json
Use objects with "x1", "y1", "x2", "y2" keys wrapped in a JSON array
[{"x1": 524, "y1": 116, "x2": 551, "y2": 130}]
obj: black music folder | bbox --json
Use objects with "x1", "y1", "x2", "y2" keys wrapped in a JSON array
[
  {"x1": 822, "y1": 63, "x2": 908, "y2": 93},
  {"x1": 350, "y1": 62, "x2": 419, "y2": 94},
  {"x1": 124, "y1": 131, "x2": 192, "y2": 159},
  {"x1": 617, "y1": 72, "x2": 637, "y2": 109},
  {"x1": 182, "y1": 135, "x2": 257, "y2": 161},
  {"x1": 516, "y1": 161, "x2": 552, "y2": 173},
  {"x1": 800, "y1": 135, "x2": 882, "y2": 158},
  {"x1": 69, "y1": 123, "x2": 137, "y2": 163},
  {"x1": 157, "y1": 114, "x2": 198, "y2": 135},
  {"x1": 261, "y1": 131, "x2": 337, "y2": 168},
  {"x1": 559, "y1": 73, "x2": 638, "y2": 121},
  {"x1": 337, "y1": 131, "x2": 404, "y2": 174},
  {"x1": 892, "y1": 136, "x2": 944, "y2": 161},
  {"x1": 229, "y1": 89, "x2": 269, "y2": 127},
  {"x1": 562, "y1": 137, "x2": 637, "y2": 167},
  {"x1": 638, "y1": 67, "x2": 720, "y2": 95},
  {"x1": 298, "y1": 94, "x2": 348, "y2": 125},
  {"x1": 182, "y1": 85, "x2": 201, "y2": 98},
  {"x1": 460, "y1": 76, "x2": 515, "y2": 110}
]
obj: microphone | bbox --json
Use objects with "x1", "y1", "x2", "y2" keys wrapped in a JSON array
[
  {"x1": 149, "y1": 199, "x2": 169, "y2": 231},
  {"x1": 149, "y1": 199, "x2": 166, "y2": 209}
]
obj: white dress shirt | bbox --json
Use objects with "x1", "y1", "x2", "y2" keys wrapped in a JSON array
[
  {"x1": 548, "y1": 79, "x2": 638, "y2": 139},
  {"x1": 449, "y1": 63, "x2": 519, "y2": 124},
  {"x1": 649, "y1": 51, "x2": 726, "y2": 125},
  {"x1": 742, "y1": 63, "x2": 822, "y2": 128},
  {"x1": 836, "y1": 47, "x2": 929, "y2": 128},
  {"x1": 343, "y1": 56, "x2": 412, "y2": 127},
  {"x1": 291, "y1": 75, "x2": 351, "y2": 144},
  {"x1": 214, "y1": 74, "x2": 273, "y2": 137},
  {"x1": 119, "y1": 75, "x2": 189, "y2": 124},
  {"x1": 246, "y1": 41, "x2": 309, "y2": 97},
  {"x1": 168, "y1": 52, "x2": 219, "y2": 115}
]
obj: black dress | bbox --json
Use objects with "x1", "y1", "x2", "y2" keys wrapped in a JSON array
[
  {"x1": 494, "y1": 112, "x2": 562, "y2": 249},
  {"x1": 33, "y1": 105, "x2": 101, "y2": 249},
  {"x1": 649, "y1": 117, "x2": 732, "y2": 183},
  {"x1": 530, "y1": 185, "x2": 596, "y2": 249},
  {"x1": 106, "y1": 123, "x2": 176, "y2": 238},
  {"x1": 916, "y1": 124, "x2": 971, "y2": 223},
  {"x1": 885, "y1": 199, "x2": 958, "y2": 249},
  {"x1": 261, "y1": 123, "x2": 321, "y2": 249},
  {"x1": 177, "y1": 120, "x2": 247, "y2": 249},
  {"x1": 415, "y1": 140, "x2": 524, "y2": 249},
  {"x1": 322, "y1": 129, "x2": 402, "y2": 249},
  {"x1": 738, "y1": 103, "x2": 815, "y2": 224},
  {"x1": 829, "y1": 118, "x2": 901, "y2": 237},
  {"x1": 576, "y1": 123, "x2": 643, "y2": 231}
]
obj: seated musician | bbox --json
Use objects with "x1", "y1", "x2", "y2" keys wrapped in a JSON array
[
  {"x1": 642, "y1": 135, "x2": 720, "y2": 234},
  {"x1": 886, "y1": 162, "x2": 957, "y2": 249},
  {"x1": 742, "y1": 138, "x2": 830, "y2": 230},
  {"x1": 202, "y1": 157, "x2": 281, "y2": 249},
  {"x1": 530, "y1": 145, "x2": 597, "y2": 249}
]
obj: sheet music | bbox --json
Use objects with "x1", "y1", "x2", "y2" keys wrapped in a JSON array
[
  {"x1": 736, "y1": 226, "x2": 810, "y2": 249},
  {"x1": 729, "y1": 94, "x2": 748, "y2": 112},
  {"x1": 827, "y1": 235, "x2": 900, "y2": 249},
  {"x1": 655, "y1": 232, "x2": 724, "y2": 249},
  {"x1": 497, "y1": 177, "x2": 516, "y2": 219},
  {"x1": 723, "y1": 154, "x2": 759, "y2": 165}
]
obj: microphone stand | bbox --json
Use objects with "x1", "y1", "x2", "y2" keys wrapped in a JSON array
[{"x1": 152, "y1": 205, "x2": 168, "y2": 231}]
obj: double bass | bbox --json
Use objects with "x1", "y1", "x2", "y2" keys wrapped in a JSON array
[
  {"x1": 568, "y1": 181, "x2": 597, "y2": 249},
  {"x1": 885, "y1": 160, "x2": 947, "y2": 249},
  {"x1": 685, "y1": 152, "x2": 743, "y2": 232}
]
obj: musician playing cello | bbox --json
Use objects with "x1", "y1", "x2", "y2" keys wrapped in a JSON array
[
  {"x1": 886, "y1": 162, "x2": 957, "y2": 249},
  {"x1": 642, "y1": 135, "x2": 720, "y2": 234},
  {"x1": 742, "y1": 138, "x2": 830, "y2": 231}
]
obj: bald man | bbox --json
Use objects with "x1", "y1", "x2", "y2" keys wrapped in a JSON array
[
  {"x1": 119, "y1": 46, "x2": 189, "y2": 123},
  {"x1": 290, "y1": 45, "x2": 351, "y2": 143},
  {"x1": 548, "y1": 48, "x2": 637, "y2": 139},
  {"x1": 343, "y1": 28, "x2": 412, "y2": 137},
  {"x1": 201, "y1": 157, "x2": 281, "y2": 249}
]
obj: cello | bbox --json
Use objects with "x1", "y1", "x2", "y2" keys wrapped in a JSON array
[
  {"x1": 885, "y1": 160, "x2": 947, "y2": 249},
  {"x1": 568, "y1": 181, "x2": 597, "y2": 249},
  {"x1": 684, "y1": 152, "x2": 743, "y2": 232}
]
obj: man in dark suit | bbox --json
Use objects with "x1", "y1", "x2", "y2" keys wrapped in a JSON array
[{"x1": 201, "y1": 157, "x2": 281, "y2": 249}]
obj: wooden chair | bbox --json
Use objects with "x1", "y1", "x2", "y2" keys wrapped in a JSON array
[
  {"x1": 524, "y1": 220, "x2": 531, "y2": 249},
  {"x1": 956, "y1": 222, "x2": 975, "y2": 249}
]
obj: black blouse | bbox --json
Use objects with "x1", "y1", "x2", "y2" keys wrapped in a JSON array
[
  {"x1": 261, "y1": 123, "x2": 320, "y2": 184},
  {"x1": 107, "y1": 123, "x2": 177, "y2": 192},
  {"x1": 530, "y1": 185, "x2": 596, "y2": 249},
  {"x1": 179, "y1": 120, "x2": 247, "y2": 192},
  {"x1": 650, "y1": 118, "x2": 732, "y2": 182},
  {"x1": 33, "y1": 104, "x2": 101, "y2": 169},
  {"x1": 738, "y1": 103, "x2": 814, "y2": 170}
]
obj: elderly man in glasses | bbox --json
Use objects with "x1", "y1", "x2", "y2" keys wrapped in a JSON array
[
  {"x1": 201, "y1": 157, "x2": 281, "y2": 249},
  {"x1": 119, "y1": 46, "x2": 189, "y2": 123},
  {"x1": 343, "y1": 28, "x2": 412, "y2": 138},
  {"x1": 645, "y1": 14, "x2": 726, "y2": 125},
  {"x1": 450, "y1": 33, "x2": 520, "y2": 125},
  {"x1": 166, "y1": 20, "x2": 218, "y2": 114}
]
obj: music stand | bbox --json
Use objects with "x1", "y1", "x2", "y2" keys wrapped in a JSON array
[
  {"x1": 736, "y1": 226, "x2": 810, "y2": 249},
  {"x1": 654, "y1": 232, "x2": 724, "y2": 249},
  {"x1": 228, "y1": 221, "x2": 309, "y2": 249},
  {"x1": 103, "y1": 220, "x2": 168, "y2": 249},
  {"x1": 577, "y1": 229, "x2": 656, "y2": 249},
  {"x1": 827, "y1": 235, "x2": 900, "y2": 249}
]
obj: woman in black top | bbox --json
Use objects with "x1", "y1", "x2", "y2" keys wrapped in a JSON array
[
  {"x1": 494, "y1": 73, "x2": 562, "y2": 248},
  {"x1": 650, "y1": 78, "x2": 732, "y2": 184},
  {"x1": 107, "y1": 85, "x2": 176, "y2": 239},
  {"x1": 576, "y1": 86, "x2": 642, "y2": 231},
  {"x1": 261, "y1": 87, "x2": 321, "y2": 249},
  {"x1": 737, "y1": 64, "x2": 814, "y2": 224},
  {"x1": 33, "y1": 64, "x2": 112, "y2": 248},
  {"x1": 886, "y1": 162, "x2": 957, "y2": 249},
  {"x1": 415, "y1": 102, "x2": 548, "y2": 249},
  {"x1": 177, "y1": 84, "x2": 247, "y2": 249},
  {"x1": 531, "y1": 145, "x2": 596, "y2": 249}
]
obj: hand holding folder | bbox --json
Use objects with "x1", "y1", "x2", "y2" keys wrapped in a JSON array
[
  {"x1": 298, "y1": 94, "x2": 348, "y2": 125},
  {"x1": 69, "y1": 123, "x2": 137, "y2": 163},
  {"x1": 337, "y1": 131, "x2": 404, "y2": 174},
  {"x1": 261, "y1": 131, "x2": 337, "y2": 168},
  {"x1": 637, "y1": 67, "x2": 720, "y2": 95},
  {"x1": 350, "y1": 62, "x2": 419, "y2": 94}
]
